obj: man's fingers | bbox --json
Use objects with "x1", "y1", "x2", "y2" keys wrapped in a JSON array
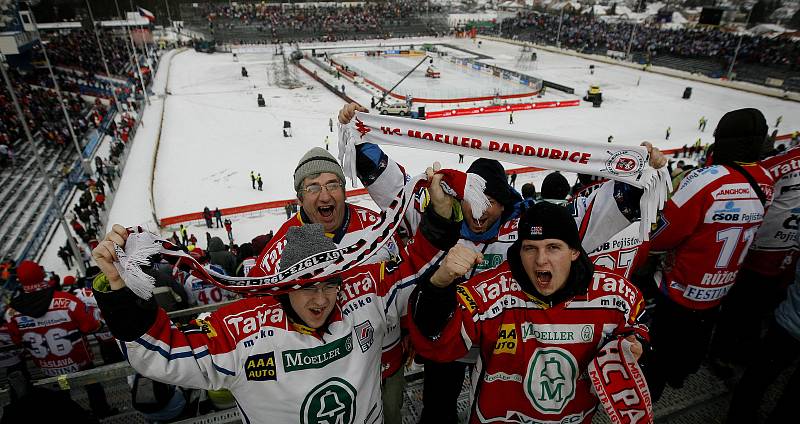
[
  {"x1": 93, "y1": 240, "x2": 118, "y2": 263},
  {"x1": 338, "y1": 103, "x2": 367, "y2": 124},
  {"x1": 112, "y1": 224, "x2": 129, "y2": 241},
  {"x1": 640, "y1": 141, "x2": 666, "y2": 168},
  {"x1": 426, "y1": 166, "x2": 435, "y2": 180},
  {"x1": 432, "y1": 162, "x2": 441, "y2": 172},
  {"x1": 107, "y1": 232, "x2": 126, "y2": 249},
  {"x1": 430, "y1": 172, "x2": 443, "y2": 187}
]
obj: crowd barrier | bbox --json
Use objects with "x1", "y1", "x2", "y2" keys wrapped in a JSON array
[
  {"x1": 295, "y1": 60, "x2": 360, "y2": 105},
  {"x1": 426, "y1": 99, "x2": 580, "y2": 119}
]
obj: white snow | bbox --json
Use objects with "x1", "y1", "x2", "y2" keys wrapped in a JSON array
[{"x1": 38, "y1": 36, "x2": 800, "y2": 277}]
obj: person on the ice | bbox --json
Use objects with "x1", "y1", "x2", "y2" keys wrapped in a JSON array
[
  {"x1": 91, "y1": 168, "x2": 461, "y2": 423},
  {"x1": 214, "y1": 208, "x2": 223, "y2": 228},
  {"x1": 407, "y1": 202, "x2": 649, "y2": 424},
  {"x1": 203, "y1": 207, "x2": 213, "y2": 229}
]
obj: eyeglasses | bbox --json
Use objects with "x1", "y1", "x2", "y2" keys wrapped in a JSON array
[
  {"x1": 301, "y1": 182, "x2": 343, "y2": 195},
  {"x1": 299, "y1": 282, "x2": 340, "y2": 295}
]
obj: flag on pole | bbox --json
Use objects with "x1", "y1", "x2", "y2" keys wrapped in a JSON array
[{"x1": 137, "y1": 7, "x2": 156, "y2": 22}]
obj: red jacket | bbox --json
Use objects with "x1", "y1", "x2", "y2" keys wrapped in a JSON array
[
  {"x1": 650, "y1": 163, "x2": 774, "y2": 309},
  {"x1": 408, "y1": 264, "x2": 648, "y2": 424},
  {"x1": 741, "y1": 147, "x2": 800, "y2": 280},
  {"x1": 8, "y1": 291, "x2": 100, "y2": 376}
]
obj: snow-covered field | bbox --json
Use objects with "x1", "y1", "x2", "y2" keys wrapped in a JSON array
[{"x1": 39, "y1": 36, "x2": 799, "y2": 276}]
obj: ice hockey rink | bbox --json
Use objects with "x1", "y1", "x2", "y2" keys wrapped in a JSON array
[{"x1": 331, "y1": 49, "x2": 539, "y2": 99}]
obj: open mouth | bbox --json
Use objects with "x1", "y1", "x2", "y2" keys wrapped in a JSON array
[
  {"x1": 535, "y1": 271, "x2": 552, "y2": 283},
  {"x1": 318, "y1": 206, "x2": 334, "y2": 218},
  {"x1": 473, "y1": 217, "x2": 486, "y2": 228},
  {"x1": 309, "y1": 306, "x2": 324, "y2": 318}
]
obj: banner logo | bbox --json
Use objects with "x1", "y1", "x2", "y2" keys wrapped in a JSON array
[{"x1": 605, "y1": 151, "x2": 645, "y2": 176}]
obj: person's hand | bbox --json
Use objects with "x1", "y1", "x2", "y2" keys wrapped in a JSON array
[
  {"x1": 430, "y1": 245, "x2": 483, "y2": 288},
  {"x1": 425, "y1": 162, "x2": 454, "y2": 219},
  {"x1": 625, "y1": 335, "x2": 643, "y2": 361},
  {"x1": 338, "y1": 102, "x2": 368, "y2": 124},
  {"x1": 641, "y1": 141, "x2": 667, "y2": 169},
  {"x1": 92, "y1": 224, "x2": 129, "y2": 290}
]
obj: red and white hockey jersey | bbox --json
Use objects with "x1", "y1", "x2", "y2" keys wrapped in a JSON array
[
  {"x1": 7, "y1": 291, "x2": 100, "y2": 376},
  {"x1": 650, "y1": 163, "x2": 774, "y2": 310},
  {"x1": 407, "y1": 264, "x2": 649, "y2": 424},
  {"x1": 248, "y1": 203, "x2": 403, "y2": 378},
  {"x1": 741, "y1": 147, "x2": 800, "y2": 279},
  {"x1": 108, "y1": 223, "x2": 444, "y2": 424}
]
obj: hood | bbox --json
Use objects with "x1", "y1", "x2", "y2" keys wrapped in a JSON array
[
  {"x1": 207, "y1": 237, "x2": 227, "y2": 252},
  {"x1": 10, "y1": 288, "x2": 56, "y2": 318},
  {"x1": 506, "y1": 241, "x2": 593, "y2": 307}
]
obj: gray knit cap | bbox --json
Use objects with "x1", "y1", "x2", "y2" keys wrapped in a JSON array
[
  {"x1": 293, "y1": 148, "x2": 346, "y2": 192},
  {"x1": 278, "y1": 223, "x2": 338, "y2": 273}
]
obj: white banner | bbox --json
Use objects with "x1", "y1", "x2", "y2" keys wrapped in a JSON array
[{"x1": 339, "y1": 112, "x2": 671, "y2": 241}]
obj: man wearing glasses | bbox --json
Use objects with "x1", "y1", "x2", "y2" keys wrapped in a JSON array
[
  {"x1": 248, "y1": 147, "x2": 407, "y2": 422},
  {"x1": 249, "y1": 147, "x2": 399, "y2": 278}
]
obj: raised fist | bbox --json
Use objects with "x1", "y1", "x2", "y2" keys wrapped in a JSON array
[
  {"x1": 91, "y1": 224, "x2": 129, "y2": 290},
  {"x1": 338, "y1": 102, "x2": 368, "y2": 125},
  {"x1": 430, "y1": 245, "x2": 483, "y2": 288}
]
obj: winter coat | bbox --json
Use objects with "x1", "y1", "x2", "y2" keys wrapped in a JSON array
[{"x1": 207, "y1": 237, "x2": 237, "y2": 276}]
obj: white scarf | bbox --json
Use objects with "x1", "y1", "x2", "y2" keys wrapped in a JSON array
[{"x1": 339, "y1": 112, "x2": 671, "y2": 241}]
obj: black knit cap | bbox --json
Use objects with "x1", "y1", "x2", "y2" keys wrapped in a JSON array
[
  {"x1": 713, "y1": 108, "x2": 767, "y2": 164},
  {"x1": 518, "y1": 201, "x2": 581, "y2": 249},
  {"x1": 467, "y1": 158, "x2": 519, "y2": 209},
  {"x1": 541, "y1": 172, "x2": 570, "y2": 201}
]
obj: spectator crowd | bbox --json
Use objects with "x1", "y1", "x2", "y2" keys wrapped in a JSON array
[
  {"x1": 503, "y1": 11, "x2": 800, "y2": 70},
  {"x1": 196, "y1": 0, "x2": 445, "y2": 41}
]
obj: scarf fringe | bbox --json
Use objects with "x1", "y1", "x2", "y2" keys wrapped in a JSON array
[
  {"x1": 113, "y1": 232, "x2": 162, "y2": 300},
  {"x1": 464, "y1": 172, "x2": 489, "y2": 220}
]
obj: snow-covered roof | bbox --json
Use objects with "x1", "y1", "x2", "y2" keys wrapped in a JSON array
[
  {"x1": 749, "y1": 23, "x2": 788, "y2": 36},
  {"x1": 671, "y1": 12, "x2": 688, "y2": 25},
  {"x1": 585, "y1": 5, "x2": 607, "y2": 15},
  {"x1": 551, "y1": 1, "x2": 581, "y2": 11}
]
